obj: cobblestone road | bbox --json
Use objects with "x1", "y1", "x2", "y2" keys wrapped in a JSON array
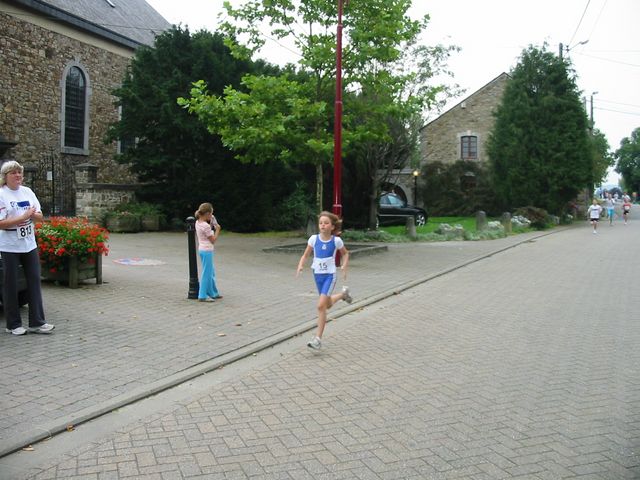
[{"x1": 1, "y1": 214, "x2": 638, "y2": 479}]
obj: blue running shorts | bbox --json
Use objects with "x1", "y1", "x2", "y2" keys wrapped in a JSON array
[{"x1": 314, "y1": 272, "x2": 337, "y2": 296}]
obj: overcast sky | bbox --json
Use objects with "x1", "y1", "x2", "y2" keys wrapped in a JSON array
[{"x1": 147, "y1": 0, "x2": 640, "y2": 185}]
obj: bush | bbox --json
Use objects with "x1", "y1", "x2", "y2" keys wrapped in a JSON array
[
  {"x1": 102, "y1": 202, "x2": 166, "y2": 230},
  {"x1": 265, "y1": 183, "x2": 314, "y2": 231},
  {"x1": 341, "y1": 229, "x2": 397, "y2": 243},
  {"x1": 513, "y1": 206, "x2": 551, "y2": 229},
  {"x1": 421, "y1": 161, "x2": 503, "y2": 216},
  {"x1": 561, "y1": 213, "x2": 574, "y2": 225},
  {"x1": 113, "y1": 202, "x2": 162, "y2": 216}
]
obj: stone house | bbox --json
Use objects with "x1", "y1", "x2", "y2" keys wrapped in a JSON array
[
  {"x1": 420, "y1": 72, "x2": 509, "y2": 167},
  {"x1": 0, "y1": 0, "x2": 170, "y2": 216},
  {"x1": 385, "y1": 73, "x2": 509, "y2": 207},
  {"x1": 417, "y1": 72, "x2": 509, "y2": 201}
]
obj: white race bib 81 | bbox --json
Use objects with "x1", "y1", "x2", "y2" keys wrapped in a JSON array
[{"x1": 16, "y1": 222, "x2": 34, "y2": 241}]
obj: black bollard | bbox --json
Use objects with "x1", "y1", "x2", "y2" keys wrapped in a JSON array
[{"x1": 186, "y1": 216, "x2": 199, "y2": 299}]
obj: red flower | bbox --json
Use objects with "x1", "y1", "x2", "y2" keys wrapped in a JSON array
[{"x1": 36, "y1": 217, "x2": 109, "y2": 273}]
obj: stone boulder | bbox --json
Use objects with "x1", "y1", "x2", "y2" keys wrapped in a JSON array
[
  {"x1": 511, "y1": 215, "x2": 531, "y2": 228},
  {"x1": 435, "y1": 223, "x2": 465, "y2": 238},
  {"x1": 487, "y1": 220, "x2": 505, "y2": 233}
]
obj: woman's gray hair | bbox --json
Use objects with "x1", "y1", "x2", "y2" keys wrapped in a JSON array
[{"x1": 0, "y1": 160, "x2": 23, "y2": 187}]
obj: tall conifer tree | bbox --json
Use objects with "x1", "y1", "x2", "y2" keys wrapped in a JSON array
[{"x1": 488, "y1": 46, "x2": 592, "y2": 213}]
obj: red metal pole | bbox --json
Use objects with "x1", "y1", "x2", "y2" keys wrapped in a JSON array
[{"x1": 332, "y1": 0, "x2": 343, "y2": 219}]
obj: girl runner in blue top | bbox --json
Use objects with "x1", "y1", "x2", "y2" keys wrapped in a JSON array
[{"x1": 296, "y1": 211, "x2": 352, "y2": 350}]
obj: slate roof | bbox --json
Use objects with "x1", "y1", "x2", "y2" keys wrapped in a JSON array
[{"x1": 6, "y1": 0, "x2": 171, "y2": 48}]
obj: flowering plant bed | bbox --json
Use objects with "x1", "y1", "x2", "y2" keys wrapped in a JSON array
[
  {"x1": 36, "y1": 217, "x2": 109, "y2": 285},
  {"x1": 105, "y1": 211, "x2": 142, "y2": 232}
]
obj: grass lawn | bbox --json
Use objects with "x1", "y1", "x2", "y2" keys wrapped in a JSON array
[
  {"x1": 380, "y1": 216, "x2": 481, "y2": 235},
  {"x1": 222, "y1": 216, "x2": 535, "y2": 242}
]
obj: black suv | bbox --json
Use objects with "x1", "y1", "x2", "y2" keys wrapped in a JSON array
[
  {"x1": 377, "y1": 192, "x2": 428, "y2": 228},
  {"x1": 0, "y1": 254, "x2": 30, "y2": 307}
]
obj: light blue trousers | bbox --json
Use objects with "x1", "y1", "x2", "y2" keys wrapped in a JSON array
[{"x1": 198, "y1": 250, "x2": 219, "y2": 299}]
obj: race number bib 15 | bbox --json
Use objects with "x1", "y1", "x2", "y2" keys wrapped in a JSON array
[{"x1": 312, "y1": 257, "x2": 335, "y2": 274}]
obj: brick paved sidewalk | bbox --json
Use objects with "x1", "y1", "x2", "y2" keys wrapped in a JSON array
[
  {"x1": 0, "y1": 228, "x2": 552, "y2": 460},
  {"x1": 2, "y1": 215, "x2": 638, "y2": 479}
]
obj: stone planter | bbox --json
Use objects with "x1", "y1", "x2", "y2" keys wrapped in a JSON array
[
  {"x1": 42, "y1": 255, "x2": 103, "y2": 289},
  {"x1": 106, "y1": 214, "x2": 141, "y2": 233},
  {"x1": 141, "y1": 214, "x2": 161, "y2": 231}
]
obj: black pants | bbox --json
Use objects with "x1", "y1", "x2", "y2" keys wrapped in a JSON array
[{"x1": 2, "y1": 249, "x2": 46, "y2": 330}]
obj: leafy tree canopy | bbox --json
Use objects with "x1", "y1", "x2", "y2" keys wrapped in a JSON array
[
  {"x1": 487, "y1": 45, "x2": 592, "y2": 213},
  {"x1": 615, "y1": 127, "x2": 640, "y2": 194},
  {"x1": 108, "y1": 26, "x2": 303, "y2": 231},
  {"x1": 590, "y1": 128, "x2": 614, "y2": 187},
  {"x1": 181, "y1": 0, "x2": 459, "y2": 225}
]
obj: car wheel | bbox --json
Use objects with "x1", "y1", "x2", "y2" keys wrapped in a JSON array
[
  {"x1": 415, "y1": 213, "x2": 426, "y2": 226},
  {"x1": 18, "y1": 291, "x2": 29, "y2": 307}
]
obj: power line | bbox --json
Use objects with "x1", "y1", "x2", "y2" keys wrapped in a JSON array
[
  {"x1": 594, "y1": 106, "x2": 640, "y2": 117},
  {"x1": 586, "y1": 49, "x2": 640, "y2": 54},
  {"x1": 568, "y1": 0, "x2": 592, "y2": 47},
  {"x1": 597, "y1": 99, "x2": 640, "y2": 109},
  {"x1": 574, "y1": 52, "x2": 640, "y2": 68},
  {"x1": 586, "y1": 0, "x2": 608, "y2": 40}
]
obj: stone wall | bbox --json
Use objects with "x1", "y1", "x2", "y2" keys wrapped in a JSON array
[
  {"x1": 420, "y1": 73, "x2": 509, "y2": 167},
  {"x1": 75, "y1": 183, "x2": 137, "y2": 223},
  {"x1": 0, "y1": 9, "x2": 136, "y2": 185},
  {"x1": 73, "y1": 164, "x2": 137, "y2": 222}
]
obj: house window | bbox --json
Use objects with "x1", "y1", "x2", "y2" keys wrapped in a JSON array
[
  {"x1": 64, "y1": 67, "x2": 86, "y2": 149},
  {"x1": 61, "y1": 63, "x2": 90, "y2": 154},
  {"x1": 460, "y1": 135, "x2": 477, "y2": 160}
]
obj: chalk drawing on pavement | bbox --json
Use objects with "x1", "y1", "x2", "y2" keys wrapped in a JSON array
[{"x1": 113, "y1": 257, "x2": 166, "y2": 266}]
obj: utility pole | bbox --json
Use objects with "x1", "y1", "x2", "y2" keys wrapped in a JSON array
[
  {"x1": 590, "y1": 91, "x2": 598, "y2": 132},
  {"x1": 560, "y1": 40, "x2": 588, "y2": 59}
]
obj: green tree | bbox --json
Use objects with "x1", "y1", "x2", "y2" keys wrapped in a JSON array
[
  {"x1": 615, "y1": 127, "x2": 640, "y2": 195},
  {"x1": 590, "y1": 128, "x2": 614, "y2": 187},
  {"x1": 180, "y1": 72, "x2": 331, "y2": 213},
  {"x1": 181, "y1": 0, "x2": 457, "y2": 225},
  {"x1": 487, "y1": 45, "x2": 592, "y2": 213},
  {"x1": 108, "y1": 27, "x2": 301, "y2": 231}
]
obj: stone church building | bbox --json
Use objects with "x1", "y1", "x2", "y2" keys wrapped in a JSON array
[{"x1": 0, "y1": 0, "x2": 170, "y2": 215}]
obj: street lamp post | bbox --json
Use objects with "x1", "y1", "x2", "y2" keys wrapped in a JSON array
[
  {"x1": 332, "y1": 0, "x2": 345, "y2": 219},
  {"x1": 559, "y1": 39, "x2": 588, "y2": 59},
  {"x1": 332, "y1": 0, "x2": 345, "y2": 267},
  {"x1": 412, "y1": 169, "x2": 420, "y2": 204},
  {"x1": 185, "y1": 216, "x2": 199, "y2": 299}
]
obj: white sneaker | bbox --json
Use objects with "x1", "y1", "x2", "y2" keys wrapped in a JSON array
[
  {"x1": 27, "y1": 323, "x2": 55, "y2": 334},
  {"x1": 307, "y1": 336, "x2": 321, "y2": 350},
  {"x1": 5, "y1": 326, "x2": 26, "y2": 335},
  {"x1": 341, "y1": 286, "x2": 353, "y2": 304}
]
